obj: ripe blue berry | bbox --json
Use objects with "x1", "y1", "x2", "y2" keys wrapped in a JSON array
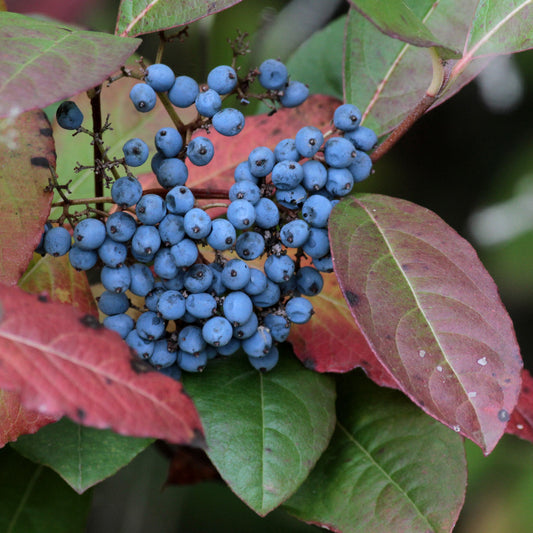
[
  {"x1": 302, "y1": 227, "x2": 330, "y2": 259},
  {"x1": 106, "y1": 211, "x2": 137, "y2": 243},
  {"x1": 242, "y1": 326, "x2": 272, "y2": 357},
  {"x1": 168, "y1": 76, "x2": 199, "y2": 107},
  {"x1": 251, "y1": 279, "x2": 281, "y2": 308},
  {"x1": 184, "y1": 208, "x2": 212, "y2": 239},
  {"x1": 103, "y1": 313, "x2": 134, "y2": 339},
  {"x1": 207, "y1": 65, "x2": 238, "y2": 95},
  {"x1": 136, "y1": 311, "x2": 166, "y2": 341},
  {"x1": 326, "y1": 167, "x2": 354, "y2": 196},
  {"x1": 145, "y1": 63, "x2": 175, "y2": 92},
  {"x1": 223, "y1": 291, "x2": 253, "y2": 326},
  {"x1": 280, "y1": 219, "x2": 310, "y2": 247},
  {"x1": 206, "y1": 218, "x2": 236, "y2": 251},
  {"x1": 153, "y1": 248, "x2": 179, "y2": 280},
  {"x1": 123, "y1": 138, "x2": 149, "y2": 167},
  {"x1": 111, "y1": 177, "x2": 143, "y2": 208},
  {"x1": 195, "y1": 88, "x2": 222, "y2": 117},
  {"x1": 149, "y1": 339, "x2": 178, "y2": 369},
  {"x1": 295, "y1": 126, "x2": 324, "y2": 158},
  {"x1": 264, "y1": 254, "x2": 295, "y2": 283},
  {"x1": 264, "y1": 313, "x2": 291, "y2": 342},
  {"x1": 186, "y1": 292, "x2": 217, "y2": 320},
  {"x1": 98, "y1": 290, "x2": 129, "y2": 316},
  {"x1": 333, "y1": 103, "x2": 362, "y2": 131},
  {"x1": 296, "y1": 266, "x2": 324, "y2": 296},
  {"x1": 271, "y1": 160, "x2": 304, "y2": 190},
  {"x1": 155, "y1": 127, "x2": 183, "y2": 158},
  {"x1": 222, "y1": 259, "x2": 251, "y2": 290},
  {"x1": 202, "y1": 316, "x2": 233, "y2": 347},
  {"x1": 178, "y1": 349, "x2": 207, "y2": 372},
  {"x1": 166, "y1": 185, "x2": 195, "y2": 215},
  {"x1": 157, "y1": 290, "x2": 186, "y2": 320},
  {"x1": 101, "y1": 265, "x2": 131, "y2": 294},
  {"x1": 248, "y1": 146, "x2": 275, "y2": 177},
  {"x1": 159, "y1": 214, "x2": 185, "y2": 246},
  {"x1": 344, "y1": 126, "x2": 378, "y2": 152},
  {"x1": 179, "y1": 325, "x2": 206, "y2": 355},
  {"x1": 69, "y1": 246, "x2": 98, "y2": 271},
  {"x1": 73, "y1": 218, "x2": 106, "y2": 250},
  {"x1": 254, "y1": 198, "x2": 279, "y2": 229},
  {"x1": 302, "y1": 194, "x2": 333, "y2": 228},
  {"x1": 280, "y1": 81, "x2": 309, "y2": 107},
  {"x1": 170, "y1": 238, "x2": 198, "y2": 267},
  {"x1": 233, "y1": 312, "x2": 259, "y2": 340},
  {"x1": 129, "y1": 263, "x2": 155, "y2": 296},
  {"x1": 212, "y1": 108, "x2": 245, "y2": 136},
  {"x1": 132, "y1": 225, "x2": 161, "y2": 257},
  {"x1": 136, "y1": 194, "x2": 166, "y2": 225},
  {"x1": 348, "y1": 151, "x2": 373, "y2": 182},
  {"x1": 302, "y1": 160, "x2": 328, "y2": 192},
  {"x1": 184, "y1": 264, "x2": 214, "y2": 293},
  {"x1": 126, "y1": 330, "x2": 154, "y2": 359},
  {"x1": 229, "y1": 181, "x2": 261, "y2": 205},
  {"x1": 323, "y1": 137, "x2": 357, "y2": 168},
  {"x1": 274, "y1": 138, "x2": 300, "y2": 162},
  {"x1": 187, "y1": 136, "x2": 214, "y2": 166},
  {"x1": 258, "y1": 59, "x2": 288, "y2": 90},
  {"x1": 227, "y1": 199, "x2": 256, "y2": 230},
  {"x1": 286, "y1": 296, "x2": 314, "y2": 324},
  {"x1": 244, "y1": 268, "x2": 268, "y2": 296},
  {"x1": 275, "y1": 185, "x2": 307, "y2": 209},
  {"x1": 235, "y1": 231, "x2": 265, "y2": 260},
  {"x1": 130, "y1": 83, "x2": 157, "y2": 113},
  {"x1": 44, "y1": 226, "x2": 71, "y2": 257},
  {"x1": 247, "y1": 345, "x2": 279, "y2": 372},
  {"x1": 56, "y1": 101, "x2": 83, "y2": 130}
]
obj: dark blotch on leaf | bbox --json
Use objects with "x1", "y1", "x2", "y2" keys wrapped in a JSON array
[
  {"x1": 37, "y1": 292, "x2": 49, "y2": 303},
  {"x1": 39, "y1": 128, "x2": 53, "y2": 137},
  {"x1": 30, "y1": 156, "x2": 50, "y2": 169},
  {"x1": 190, "y1": 427, "x2": 207, "y2": 450},
  {"x1": 302, "y1": 358, "x2": 316, "y2": 370},
  {"x1": 345, "y1": 290, "x2": 359, "y2": 306},
  {"x1": 76, "y1": 407, "x2": 86, "y2": 421},
  {"x1": 130, "y1": 358, "x2": 154, "y2": 374},
  {"x1": 79, "y1": 314, "x2": 103, "y2": 329}
]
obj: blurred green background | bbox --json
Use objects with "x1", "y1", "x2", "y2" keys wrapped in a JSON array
[{"x1": 7, "y1": 0, "x2": 533, "y2": 531}]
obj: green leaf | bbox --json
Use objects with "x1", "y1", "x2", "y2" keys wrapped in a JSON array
[
  {"x1": 12, "y1": 418, "x2": 153, "y2": 493},
  {"x1": 0, "y1": 12, "x2": 140, "y2": 118},
  {"x1": 347, "y1": 0, "x2": 460, "y2": 58},
  {"x1": 115, "y1": 0, "x2": 243, "y2": 37},
  {"x1": 466, "y1": 0, "x2": 533, "y2": 57},
  {"x1": 284, "y1": 372, "x2": 467, "y2": 533},
  {"x1": 182, "y1": 350, "x2": 336, "y2": 516},
  {"x1": 0, "y1": 446, "x2": 92, "y2": 533},
  {"x1": 285, "y1": 16, "x2": 345, "y2": 101}
]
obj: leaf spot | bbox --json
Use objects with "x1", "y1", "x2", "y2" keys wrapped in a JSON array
[
  {"x1": 453, "y1": 425, "x2": 461, "y2": 432},
  {"x1": 477, "y1": 357, "x2": 488, "y2": 366},
  {"x1": 30, "y1": 156, "x2": 50, "y2": 168},
  {"x1": 517, "y1": 424, "x2": 524, "y2": 430},
  {"x1": 345, "y1": 290, "x2": 359, "y2": 306},
  {"x1": 497, "y1": 409, "x2": 510, "y2": 422},
  {"x1": 76, "y1": 407, "x2": 86, "y2": 421},
  {"x1": 436, "y1": 365, "x2": 443, "y2": 372},
  {"x1": 468, "y1": 391, "x2": 477, "y2": 398},
  {"x1": 39, "y1": 128, "x2": 53, "y2": 137},
  {"x1": 79, "y1": 314, "x2": 103, "y2": 329},
  {"x1": 130, "y1": 358, "x2": 154, "y2": 374},
  {"x1": 418, "y1": 349, "x2": 426, "y2": 358}
]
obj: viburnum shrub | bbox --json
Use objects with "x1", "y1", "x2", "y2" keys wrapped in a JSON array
[{"x1": 0, "y1": 1, "x2": 532, "y2": 531}]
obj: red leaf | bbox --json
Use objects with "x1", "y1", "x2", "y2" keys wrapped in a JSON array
[
  {"x1": 6, "y1": 0, "x2": 93, "y2": 22},
  {"x1": 289, "y1": 271, "x2": 397, "y2": 388},
  {"x1": 0, "y1": 110, "x2": 54, "y2": 285},
  {"x1": 330, "y1": 194, "x2": 523, "y2": 454},
  {"x1": 0, "y1": 389, "x2": 55, "y2": 448},
  {"x1": 0, "y1": 283, "x2": 204, "y2": 446},
  {"x1": 506, "y1": 369, "x2": 533, "y2": 443}
]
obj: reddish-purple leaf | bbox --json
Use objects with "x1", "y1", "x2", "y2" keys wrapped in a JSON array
[
  {"x1": 329, "y1": 193, "x2": 523, "y2": 454},
  {"x1": 0, "y1": 283, "x2": 204, "y2": 446},
  {"x1": 289, "y1": 270, "x2": 398, "y2": 388},
  {"x1": 506, "y1": 369, "x2": 533, "y2": 443},
  {"x1": 0, "y1": 389, "x2": 55, "y2": 448},
  {"x1": 0, "y1": 110, "x2": 54, "y2": 285}
]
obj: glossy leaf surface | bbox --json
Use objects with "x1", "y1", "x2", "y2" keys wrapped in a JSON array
[
  {"x1": 0, "y1": 283, "x2": 204, "y2": 446},
  {"x1": 329, "y1": 194, "x2": 522, "y2": 453},
  {"x1": 0, "y1": 446, "x2": 91, "y2": 533},
  {"x1": 116, "y1": 0, "x2": 243, "y2": 37},
  {"x1": 0, "y1": 13, "x2": 140, "y2": 117},
  {"x1": 12, "y1": 418, "x2": 153, "y2": 493},
  {"x1": 284, "y1": 371, "x2": 467, "y2": 533},
  {"x1": 183, "y1": 351, "x2": 336, "y2": 516},
  {"x1": 0, "y1": 110, "x2": 54, "y2": 285}
]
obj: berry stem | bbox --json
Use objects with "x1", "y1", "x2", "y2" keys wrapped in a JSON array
[
  {"x1": 157, "y1": 92, "x2": 187, "y2": 134},
  {"x1": 51, "y1": 196, "x2": 113, "y2": 208},
  {"x1": 87, "y1": 85, "x2": 105, "y2": 212},
  {"x1": 155, "y1": 32, "x2": 166, "y2": 64}
]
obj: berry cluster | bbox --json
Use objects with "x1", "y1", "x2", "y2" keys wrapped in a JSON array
[{"x1": 45, "y1": 58, "x2": 376, "y2": 378}]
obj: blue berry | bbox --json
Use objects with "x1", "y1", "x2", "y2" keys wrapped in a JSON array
[
  {"x1": 73, "y1": 218, "x2": 106, "y2": 251},
  {"x1": 208, "y1": 263, "x2": 226, "y2": 296},
  {"x1": 302, "y1": 160, "x2": 328, "y2": 192},
  {"x1": 295, "y1": 126, "x2": 324, "y2": 158},
  {"x1": 170, "y1": 238, "x2": 198, "y2": 267},
  {"x1": 251, "y1": 279, "x2": 281, "y2": 308},
  {"x1": 145, "y1": 284, "x2": 165, "y2": 312},
  {"x1": 227, "y1": 199, "x2": 256, "y2": 230},
  {"x1": 286, "y1": 296, "x2": 314, "y2": 324},
  {"x1": 272, "y1": 160, "x2": 304, "y2": 190},
  {"x1": 217, "y1": 337, "x2": 241, "y2": 356},
  {"x1": 166, "y1": 185, "x2": 195, "y2": 215},
  {"x1": 100, "y1": 265, "x2": 131, "y2": 293},
  {"x1": 103, "y1": 313, "x2": 134, "y2": 339},
  {"x1": 248, "y1": 146, "x2": 275, "y2": 178},
  {"x1": 302, "y1": 227, "x2": 330, "y2": 259},
  {"x1": 348, "y1": 151, "x2": 373, "y2": 182},
  {"x1": 149, "y1": 339, "x2": 178, "y2": 369},
  {"x1": 178, "y1": 325, "x2": 206, "y2": 355},
  {"x1": 132, "y1": 225, "x2": 161, "y2": 257},
  {"x1": 187, "y1": 136, "x2": 214, "y2": 166},
  {"x1": 136, "y1": 311, "x2": 166, "y2": 340},
  {"x1": 185, "y1": 292, "x2": 217, "y2": 319},
  {"x1": 126, "y1": 330, "x2": 154, "y2": 359},
  {"x1": 344, "y1": 126, "x2": 378, "y2": 152},
  {"x1": 153, "y1": 248, "x2": 179, "y2": 280},
  {"x1": 168, "y1": 76, "x2": 199, "y2": 107},
  {"x1": 233, "y1": 312, "x2": 258, "y2": 340},
  {"x1": 234, "y1": 161, "x2": 258, "y2": 184},
  {"x1": 158, "y1": 214, "x2": 185, "y2": 246},
  {"x1": 206, "y1": 218, "x2": 236, "y2": 251},
  {"x1": 158, "y1": 364, "x2": 182, "y2": 380},
  {"x1": 130, "y1": 83, "x2": 157, "y2": 113},
  {"x1": 333, "y1": 103, "x2": 362, "y2": 131},
  {"x1": 212, "y1": 108, "x2": 245, "y2": 136},
  {"x1": 145, "y1": 63, "x2": 175, "y2": 92},
  {"x1": 229, "y1": 181, "x2": 261, "y2": 206},
  {"x1": 258, "y1": 59, "x2": 288, "y2": 90},
  {"x1": 302, "y1": 194, "x2": 333, "y2": 228},
  {"x1": 264, "y1": 254, "x2": 295, "y2": 283},
  {"x1": 202, "y1": 316, "x2": 233, "y2": 347},
  {"x1": 254, "y1": 198, "x2": 279, "y2": 229},
  {"x1": 157, "y1": 290, "x2": 186, "y2": 320},
  {"x1": 156, "y1": 158, "x2": 189, "y2": 189},
  {"x1": 312, "y1": 254, "x2": 333, "y2": 273},
  {"x1": 184, "y1": 264, "x2": 214, "y2": 293},
  {"x1": 136, "y1": 194, "x2": 166, "y2": 225},
  {"x1": 208, "y1": 65, "x2": 238, "y2": 94},
  {"x1": 155, "y1": 127, "x2": 183, "y2": 158},
  {"x1": 163, "y1": 270, "x2": 185, "y2": 291},
  {"x1": 296, "y1": 266, "x2": 324, "y2": 296},
  {"x1": 98, "y1": 290, "x2": 129, "y2": 316},
  {"x1": 280, "y1": 81, "x2": 309, "y2": 108},
  {"x1": 280, "y1": 219, "x2": 310, "y2": 247},
  {"x1": 264, "y1": 313, "x2": 291, "y2": 342},
  {"x1": 275, "y1": 185, "x2": 307, "y2": 209},
  {"x1": 106, "y1": 211, "x2": 137, "y2": 242},
  {"x1": 274, "y1": 138, "x2": 299, "y2": 162},
  {"x1": 244, "y1": 267, "x2": 268, "y2": 296},
  {"x1": 223, "y1": 291, "x2": 253, "y2": 326},
  {"x1": 222, "y1": 259, "x2": 251, "y2": 290},
  {"x1": 247, "y1": 345, "x2": 279, "y2": 372},
  {"x1": 184, "y1": 208, "x2": 212, "y2": 239},
  {"x1": 69, "y1": 246, "x2": 98, "y2": 271},
  {"x1": 123, "y1": 138, "x2": 149, "y2": 167},
  {"x1": 326, "y1": 167, "x2": 354, "y2": 196},
  {"x1": 235, "y1": 231, "x2": 265, "y2": 260},
  {"x1": 129, "y1": 263, "x2": 155, "y2": 297},
  {"x1": 56, "y1": 101, "x2": 83, "y2": 130},
  {"x1": 195, "y1": 88, "x2": 222, "y2": 117},
  {"x1": 323, "y1": 137, "x2": 357, "y2": 168},
  {"x1": 111, "y1": 177, "x2": 143, "y2": 208},
  {"x1": 44, "y1": 226, "x2": 71, "y2": 257},
  {"x1": 242, "y1": 326, "x2": 272, "y2": 357},
  {"x1": 178, "y1": 349, "x2": 207, "y2": 372}
]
